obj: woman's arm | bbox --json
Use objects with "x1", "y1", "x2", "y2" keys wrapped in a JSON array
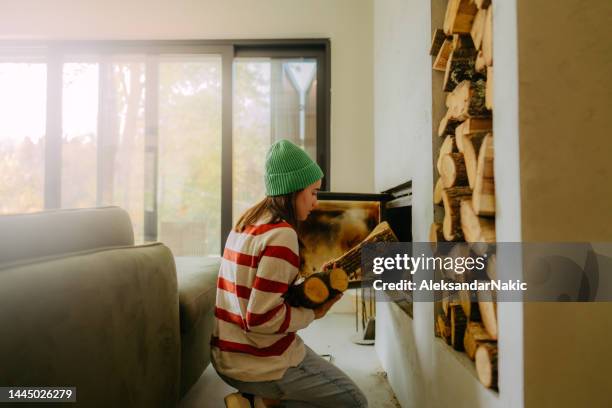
[{"x1": 245, "y1": 227, "x2": 315, "y2": 334}]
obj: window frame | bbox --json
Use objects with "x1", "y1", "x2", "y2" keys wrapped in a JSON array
[{"x1": 0, "y1": 39, "x2": 331, "y2": 252}]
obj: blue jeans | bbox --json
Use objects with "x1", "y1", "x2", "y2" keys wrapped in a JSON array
[{"x1": 217, "y1": 346, "x2": 368, "y2": 408}]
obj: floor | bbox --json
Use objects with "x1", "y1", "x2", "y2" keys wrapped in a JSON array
[{"x1": 179, "y1": 313, "x2": 400, "y2": 408}]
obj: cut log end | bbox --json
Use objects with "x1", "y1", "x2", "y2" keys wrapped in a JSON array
[
  {"x1": 434, "y1": 178, "x2": 444, "y2": 205},
  {"x1": 475, "y1": 343, "x2": 498, "y2": 389},
  {"x1": 304, "y1": 276, "x2": 330, "y2": 304},
  {"x1": 328, "y1": 268, "x2": 349, "y2": 292},
  {"x1": 441, "y1": 153, "x2": 468, "y2": 188}
]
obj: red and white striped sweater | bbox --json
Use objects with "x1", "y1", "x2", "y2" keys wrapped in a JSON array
[{"x1": 211, "y1": 217, "x2": 315, "y2": 382}]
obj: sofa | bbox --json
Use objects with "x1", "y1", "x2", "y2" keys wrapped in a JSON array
[{"x1": 0, "y1": 206, "x2": 220, "y2": 407}]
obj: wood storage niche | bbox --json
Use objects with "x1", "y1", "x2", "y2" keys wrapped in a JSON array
[{"x1": 431, "y1": 0, "x2": 499, "y2": 391}]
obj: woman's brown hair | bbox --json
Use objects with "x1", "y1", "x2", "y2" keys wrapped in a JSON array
[{"x1": 234, "y1": 193, "x2": 299, "y2": 232}]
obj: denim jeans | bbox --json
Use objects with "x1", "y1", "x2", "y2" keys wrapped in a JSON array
[{"x1": 217, "y1": 346, "x2": 368, "y2": 408}]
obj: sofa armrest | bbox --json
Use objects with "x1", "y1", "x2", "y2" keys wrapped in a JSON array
[{"x1": 0, "y1": 243, "x2": 180, "y2": 407}]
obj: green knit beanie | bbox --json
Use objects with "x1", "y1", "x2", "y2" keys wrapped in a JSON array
[{"x1": 265, "y1": 139, "x2": 324, "y2": 196}]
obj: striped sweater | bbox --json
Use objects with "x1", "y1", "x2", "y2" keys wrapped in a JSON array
[{"x1": 211, "y1": 217, "x2": 315, "y2": 382}]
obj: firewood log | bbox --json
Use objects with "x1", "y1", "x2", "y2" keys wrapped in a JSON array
[
  {"x1": 475, "y1": 0, "x2": 491, "y2": 9},
  {"x1": 477, "y1": 289, "x2": 498, "y2": 339},
  {"x1": 455, "y1": 117, "x2": 492, "y2": 140},
  {"x1": 459, "y1": 290, "x2": 481, "y2": 322},
  {"x1": 456, "y1": 131, "x2": 486, "y2": 188},
  {"x1": 470, "y1": 8, "x2": 487, "y2": 50},
  {"x1": 433, "y1": 37, "x2": 454, "y2": 72},
  {"x1": 438, "y1": 111, "x2": 461, "y2": 137},
  {"x1": 476, "y1": 343, "x2": 498, "y2": 389},
  {"x1": 444, "y1": 0, "x2": 478, "y2": 35},
  {"x1": 475, "y1": 49, "x2": 486, "y2": 73},
  {"x1": 473, "y1": 133, "x2": 495, "y2": 216},
  {"x1": 486, "y1": 253, "x2": 496, "y2": 280},
  {"x1": 286, "y1": 268, "x2": 349, "y2": 308},
  {"x1": 450, "y1": 304, "x2": 467, "y2": 350},
  {"x1": 441, "y1": 153, "x2": 468, "y2": 188},
  {"x1": 464, "y1": 322, "x2": 494, "y2": 360},
  {"x1": 443, "y1": 243, "x2": 471, "y2": 281},
  {"x1": 437, "y1": 313, "x2": 452, "y2": 344},
  {"x1": 442, "y1": 187, "x2": 472, "y2": 241},
  {"x1": 486, "y1": 66, "x2": 494, "y2": 110},
  {"x1": 482, "y1": 6, "x2": 493, "y2": 66},
  {"x1": 430, "y1": 28, "x2": 446, "y2": 56},
  {"x1": 436, "y1": 136, "x2": 456, "y2": 173},
  {"x1": 445, "y1": 79, "x2": 489, "y2": 121},
  {"x1": 460, "y1": 199, "x2": 496, "y2": 243},
  {"x1": 443, "y1": 36, "x2": 477, "y2": 92},
  {"x1": 434, "y1": 178, "x2": 444, "y2": 205},
  {"x1": 286, "y1": 275, "x2": 330, "y2": 309},
  {"x1": 429, "y1": 222, "x2": 445, "y2": 255},
  {"x1": 324, "y1": 221, "x2": 398, "y2": 279}
]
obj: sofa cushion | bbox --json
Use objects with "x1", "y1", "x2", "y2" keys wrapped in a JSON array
[
  {"x1": 0, "y1": 206, "x2": 134, "y2": 265},
  {"x1": 175, "y1": 256, "x2": 220, "y2": 333},
  {"x1": 0, "y1": 243, "x2": 180, "y2": 407}
]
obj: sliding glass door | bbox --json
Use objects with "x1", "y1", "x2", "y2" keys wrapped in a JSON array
[{"x1": 0, "y1": 41, "x2": 329, "y2": 256}]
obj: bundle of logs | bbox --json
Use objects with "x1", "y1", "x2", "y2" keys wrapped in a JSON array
[
  {"x1": 430, "y1": 0, "x2": 498, "y2": 391},
  {"x1": 286, "y1": 222, "x2": 398, "y2": 309}
]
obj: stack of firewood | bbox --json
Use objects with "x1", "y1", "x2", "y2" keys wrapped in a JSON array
[{"x1": 430, "y1": 0, "x2": 498, "y2": 391}]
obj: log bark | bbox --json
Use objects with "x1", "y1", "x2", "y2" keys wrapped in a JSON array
[
  {"x1": 456, "y1": 131, "x2": 486, "y2": 188},
  {"x1": 433, "y1": 37, "x2": 454, "y2": 72},
  {"x1": 486, "y1": 66, "x2": 494, "y2": 110},
  {"x1": 482, "y1": 6, "x2": 493, "y2": 66},
  {"x1": 450, "y1": 304, "x2": 467, "y2": 351},
  {"x1": 464, "y1": 322, "x2": 494, "y2": 360},
  {"x1": 441, "y1": 153, "x2": 468, "y2": 188},
  {"x1": 476, "y1": 343, "x2": 498, "y2": 389},
  {"x1": 477, "y1": 289, "x2": 498, "y2": 339},
  {"x1": 475, "y1": 49, "x2": 487, "y2": 73},
  {"x1": 459, "y1": 290, "x2": 481, "y2": 322},
  {"x1": 470, "y1": 8, "x2": 487, "y2": 50},
  {"x1": 486, "y1": 253, "x2": 497, "y2": 280},
  {"x1": 443, "y1": 51, "x2": 476, "y2": 93},
  {"x1": 443, "y1": 35, "x2": 476, "y2": 92},
  {"x1": 436, "y1": 136, "x2": 456, "y2": 174},
  {"x1": 430, "y1": 28, "x2": 446, "y2": 56},
  {"x1": 445, "y1": 79, "x2": 489, "y2": 121},
  {"x1": 475, "y1": 0, "x2": 491, "y2": 9},
  {"x1": 434, "y1": 178, "x2": 444, "y2": 205},
  {"x1": 442, "y1": 187, "x2": 472, "y2": 241},
  {"x1": 460, "y1": 198, "x2": 496, "y2": 243},
  {"x1": 473, "y1": 133, "x2": 495, "y2": 216},
  {"x1": 455, "y1": 117, "x2": 492, "y2": 139},
  {"x1": 430, "y1": 221, "x2": 444, "y2": 241},
  {"x1": 444, "y1": 0, "x2": 478, "y2": 35},
  {"x1": 438, "y1": 111, "x2": 461, "y2": 137},
  {"x1": 437, "y1": 313, "x2": 452, "y2": 344}
]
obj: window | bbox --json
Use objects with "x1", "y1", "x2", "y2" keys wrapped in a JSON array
[
  {"x1": 0, "y1": 41, "x2": 330, "y2": 255},
  {"x1": 233, "y1": 58, "x2": 318, "y2": 222},
  {"x1": 0, "y1": 61, "x2": 46, "y2": 214}
]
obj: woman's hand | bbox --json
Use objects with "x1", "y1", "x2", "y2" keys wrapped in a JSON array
[{"x1": 313, "y1": 294, "x2": 343, "y2": 319}]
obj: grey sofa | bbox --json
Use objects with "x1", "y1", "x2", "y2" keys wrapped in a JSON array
[{"x1": 0, "y1": 207, "x2": 220, "y2": 407}]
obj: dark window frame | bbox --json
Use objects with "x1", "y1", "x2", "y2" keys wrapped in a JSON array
[{"x1": 0, "y1": 39, "x2": 331, "y2": 252}]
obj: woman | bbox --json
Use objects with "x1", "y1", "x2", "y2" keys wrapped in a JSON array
[{"x1": 212, "y1": 139, "x2": 368, "y2": 408}]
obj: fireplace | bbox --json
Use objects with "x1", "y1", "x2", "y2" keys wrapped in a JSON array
[{"x1": 297, "y1": 181, "x2": 413, "y2": 317}]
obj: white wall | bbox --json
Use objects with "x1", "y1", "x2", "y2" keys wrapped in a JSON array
[
  {"x1": 374, "y1": 1, "x2": 433, "y2": 408},
  {"x1": 0, "y1": 0, "x2": 374, "y2": 193}
]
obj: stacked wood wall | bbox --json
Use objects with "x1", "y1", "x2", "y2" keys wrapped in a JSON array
[{"x1": 430, "y1": 0, "x2": 498, "y2": 391}]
